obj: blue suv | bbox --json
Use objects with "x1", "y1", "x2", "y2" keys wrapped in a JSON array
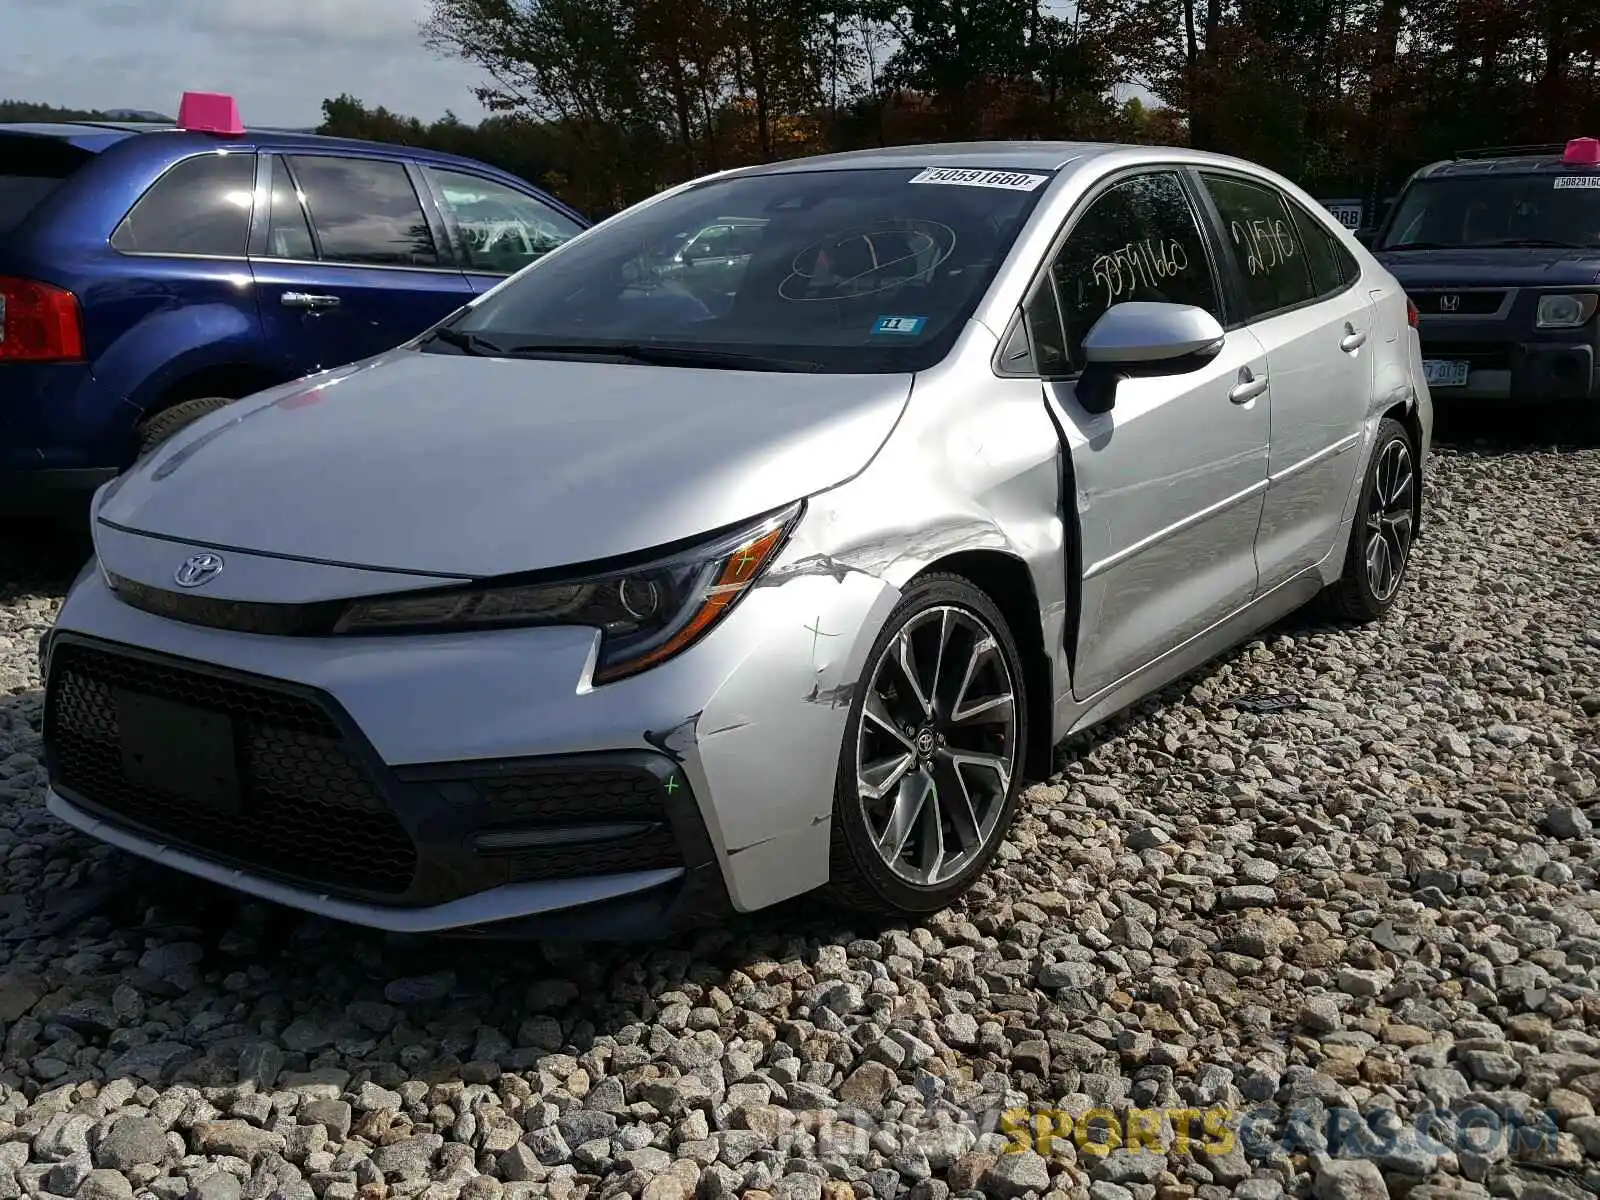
[
  {"x1": 1366, "y1": 136, "x2": 1600, "y2": 429},
  {"x1": 0, "y1": 95, "x2": 588, "y2": 514}
]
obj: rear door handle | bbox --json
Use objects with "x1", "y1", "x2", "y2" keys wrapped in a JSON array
[
  {"x1": 1340, "y1": 323, "x2": 1368, "y2": 353},
  {"x1": 281, "y1": 292, "x2": 340, "y2": 310},
  {"x1": 1229, "y1": 367, "x2": 1269, "y2": 405}
]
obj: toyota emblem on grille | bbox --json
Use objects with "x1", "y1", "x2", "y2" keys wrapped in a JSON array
[
  {"x1": 174, "y1": 552, "x2": 224, "y2": 588},
  {"x1": 1440, "y1": 294, "x2": 1460, "y2": 312}
]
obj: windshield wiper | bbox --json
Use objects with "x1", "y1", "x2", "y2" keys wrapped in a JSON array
[
  {"x1": 421, "y1": 326, "x2": 510, "y2": 356},
  {"x1": 499, "y1": 341, "x2": 823, "y2": 372},
  {"x1": 1377, "y1": 241, "x2": 1456, "y2": 251}
]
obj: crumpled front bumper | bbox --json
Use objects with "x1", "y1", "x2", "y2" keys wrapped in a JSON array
[{"x1": 41, "y1": 516, "x2": 901, "y2": 936}]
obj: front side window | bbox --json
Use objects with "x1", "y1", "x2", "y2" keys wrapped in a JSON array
[
  {"x1": 437, "y1": 165, "x2": 1050, "y2": 373},
  {"x1": 286, "y1": 155, "x2": 438, "y2": 268},
  {"x1": 1378, "y1": 174, "x2": 1600, "y2": 251},
  {"x1": 110, "y1": 152, "x2": 255, "y2": 256},
  {"x1": 1033, "y1": 171, "x2": 1222, "y2": 372},
  {"x1": 429, "y1": 168, "x2": 582, "y2": 275},
  {"x1": 1201, "y1": 173, "x2": 1319, "y2": 319}
]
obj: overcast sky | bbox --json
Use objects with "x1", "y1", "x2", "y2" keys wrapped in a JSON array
[
  {"x1": 5, "y1": 0, "x2": 1156, "y2": 129},
  {"x1": 4, "y1": 0, "x2": 492, "y2": 127}
]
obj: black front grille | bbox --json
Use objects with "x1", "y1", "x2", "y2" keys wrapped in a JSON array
[
  {"x1": 45, "y1": 640, "x2": 417, "y2": 896},
  {"x1": 1412, "y1": 289, "x2": 1508, "y2": 316}
]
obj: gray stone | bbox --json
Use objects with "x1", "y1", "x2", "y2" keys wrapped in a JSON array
[
  {"x1": 76, "y1": 1171, "x2": 134, "y2": 1200},
  {"x1": 95, "y1": 1118, "x2": 169, "y2": 1171},
  {"x1": 1311, "y1": 1161, "x2": 1386, "y2": 1200},
  {"x1": 980, "y1": 1150, "x2": 1051, "y2": 1199},
  {"x1": 382, "y1": 972, "x2": 456, "y2": 1004}
]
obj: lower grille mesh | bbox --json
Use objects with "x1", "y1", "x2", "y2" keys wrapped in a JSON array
[{"x1": 45, "y1": 641, "x2": 416, "y2": 896}]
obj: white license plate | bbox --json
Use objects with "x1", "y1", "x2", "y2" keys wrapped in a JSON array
[{"x1": 1422, "y1": 359, "x2": 1470, "y2": 388}]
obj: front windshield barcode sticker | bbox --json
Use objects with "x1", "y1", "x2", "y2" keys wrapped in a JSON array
[
  {"x1": 909, "y1": 167, "x2": 1050, "y2": 192},
  {"x1": 1553, "y1": 175, "x2": 1600, "y2": 189},
  {"x1": 873, "y1": 316, "x2": 927, "y2": 335}
]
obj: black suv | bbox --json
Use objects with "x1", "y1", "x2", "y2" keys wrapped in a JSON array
[{"x1": 1367, "y1": 137, "x2": 1600, "y2": 428}]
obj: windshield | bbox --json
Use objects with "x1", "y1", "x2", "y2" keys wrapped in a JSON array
[
  {"x1": 436, "y1": 165, "x2": 1052, "y2": 373},
  {"x1": 1379, "y1": 174, "x2": 1600, "y2": 250}
]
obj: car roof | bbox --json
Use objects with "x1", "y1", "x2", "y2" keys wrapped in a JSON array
[
  {"x1": 734, "y1": 141, "x2": 1103, "y2": 175},
  {"x1": 0, "y1": 120, "x2": 531, "y2": 176},
  {"x1": 0, "y1": 122, "x2": 151, "y2": 151},
  {"x1": 1412, "y1": 145, "x2": 1591, "y2": 180},
  {"x1": 728, "y1": 140, "x2": 1281, "y2": 179}
]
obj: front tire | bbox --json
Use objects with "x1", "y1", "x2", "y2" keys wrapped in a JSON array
[
  {"x1": 1322, "y1": 416, "x2": 1418, "y2": 623},
  {"x1": 825, "y1": 573, "x2": 1028, "y2": 917},
  {"x1": 133, "y1": 396, "x2": 237, "y2": 461}
]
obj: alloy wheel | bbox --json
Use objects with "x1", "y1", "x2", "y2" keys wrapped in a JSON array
[
  {"x1": 1365, "y1": 437, "x2": 1415, "y2": 602},
  {"x1": 855, "y1": 605, "x2": 1018, "y2": 887}
]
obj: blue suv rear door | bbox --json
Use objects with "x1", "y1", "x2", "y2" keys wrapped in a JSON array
[{"x1": 249, "y1": 152, "x2": 473, "y2": 376}]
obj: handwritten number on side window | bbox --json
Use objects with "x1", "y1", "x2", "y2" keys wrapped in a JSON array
[
  {"x1": 1230, "y1": 218, "x2": 1296, "y2": 276},
  {"x1": 1089, "y1": 239, "x2": 1190, "y2": 308}
]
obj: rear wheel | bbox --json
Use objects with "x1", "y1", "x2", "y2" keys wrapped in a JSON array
[
  {"x1": 133, "y1": 396, "x2": 237, "y2": 461},
  {"x1": 825, "y1": 573, "x2": 1028, "y2": 917},
  {"x1": 1321, "y1": 417, "x2": 1418, "y2": 624}
]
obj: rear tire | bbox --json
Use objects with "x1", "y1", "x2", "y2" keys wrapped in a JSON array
[
  {"x1": 1320, "y1": 417, "x2": 1418, "y2": 624},
  {"x1": 825, "y1": 573, "x2": 1028, "y2": 918},
  {"x1": 134, "y1": 396, "x2": 237, "y2": 461}
]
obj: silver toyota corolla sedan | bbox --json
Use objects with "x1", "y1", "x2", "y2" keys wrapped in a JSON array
[{"x1": 41, "y1": 142, "x2": 1432, "y2": 937}]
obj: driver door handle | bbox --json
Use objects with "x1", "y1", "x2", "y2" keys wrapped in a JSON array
[
  {"x1": 281, "y1": 292, "x2": 340, "y2": 310},
  {"x1": 1229, "y1": 366, "x2": 1269, "y2": 405},
  {"x1": 1340, "y1": 322, "x2": 1368, "y2": 353}
]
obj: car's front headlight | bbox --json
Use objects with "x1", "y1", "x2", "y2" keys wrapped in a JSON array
[
  {"x1": 1535, "y1": 293, "x2": 1598, "y2": 329},
  {"x1": 333, "y1": 502, "x2": 802, "y2": 683}
]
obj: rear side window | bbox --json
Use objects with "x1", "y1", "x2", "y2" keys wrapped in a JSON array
[
  {"x1": 287, "y1": 156, "x2": 438, "y2": 268},
  {"x1": 110, "y1": 152, "x2": 256, "y2": 256},
  {"x1": 427, "y1": 167, "x2": 581, "y2": 275},
  {"x1": 1200, "y1": 173, "x2": 1320, "y2": 319},
  {"x1": 0, "y1": 136, "x2": 96, "y2": 235}
]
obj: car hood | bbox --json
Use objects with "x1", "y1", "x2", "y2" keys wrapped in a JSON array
[
  {"x1": 1377, "y1": 247, "x2": 1600, "y2": 287},
  {"x1": 97, "y1": 349, "x2": 914, "y2": 578}
]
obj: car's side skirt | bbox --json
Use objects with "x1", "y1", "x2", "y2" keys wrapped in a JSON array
[{"x1": 1054, "y1": 558, "x2": 1330, "y2": 740}]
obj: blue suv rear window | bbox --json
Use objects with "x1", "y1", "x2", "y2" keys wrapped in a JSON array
[{"x1": 0, "y1": 134, "x2": 96, "y2": 235}]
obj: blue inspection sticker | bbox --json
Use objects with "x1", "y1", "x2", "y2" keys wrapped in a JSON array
[{"x1": 873, "y1": 316, "x2": 927, "y2": 336}]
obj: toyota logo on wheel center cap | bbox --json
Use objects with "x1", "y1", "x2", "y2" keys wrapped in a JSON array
[{"x1": 174, "y1": 552, "x2": 225, "y2": 588}]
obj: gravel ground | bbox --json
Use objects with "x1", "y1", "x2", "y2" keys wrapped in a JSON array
[{"x1": 0, "y1": 440, "x2": 1595, "y2": 1200}]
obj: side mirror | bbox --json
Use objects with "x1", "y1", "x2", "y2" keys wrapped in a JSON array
[{"x1": 1077, "y1": 302, "x2": 1226, "y2": 414}]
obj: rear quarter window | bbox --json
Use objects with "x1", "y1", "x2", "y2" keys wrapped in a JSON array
[
  {"x1": 0, "y1": 135, "x2": 97, "y2": 235},
  {"x1": 1287, "y1": 199, "x2": 1361, "y2": 296},
  {"x1": 111, "y1": 152, "x2": 257, "y2": 256}
]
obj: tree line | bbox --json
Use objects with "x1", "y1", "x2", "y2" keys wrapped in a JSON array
[
  {"x1": 10, "y1": 0, "x2": 1597, "y2": 222},
  {"x1": 357, "y1": 0, "x2": 1600, "y2": 219}
]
